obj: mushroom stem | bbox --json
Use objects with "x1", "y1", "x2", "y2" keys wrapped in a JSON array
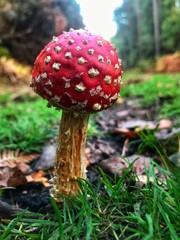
[{"x1": 53, "y1": 110, "x2": 89, "y2": 198}]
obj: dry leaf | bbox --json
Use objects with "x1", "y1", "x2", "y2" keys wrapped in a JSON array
[
  {"x1": 128, "y1": 154, "x2": 151, "y2": 174},
  {"x1": 99, "y1": 156, "x2": 128, "y2": 178},
  {"x1": 0, "y1": 150, "x2": 40, "y2": 168},
  {"x1": 0, "y1": 150, "x2": 48, "y2": 187},
  {"x1": 27, "y1": 171, "x2": 50, "y2": 187},
  {"x1": 114, "y1": 128, "x2": 138, "y2": 137},
  {"x1": 0, "y1": 167, "x2": 11, "y2": 187},
  {"x1": 6, "y1": 163, "x2": 30, "y2": 187},
  {"x1": 118, "y1": 119, "x2": 156, "y2": 130}
]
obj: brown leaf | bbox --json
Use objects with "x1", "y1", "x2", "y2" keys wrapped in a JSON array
[
  {"x1": 128, "y1": 154, "x2": 151, "y2": 174},
  {"x1": 0, "y1": 167, "x2": 11, "y2": 187},
  {"x1": 27, "y1": 171, "x2": 50, "y2": 187},
  {"x1": 7, "y1": 164, "x2": 30, "y2": 187},
  {"x1": 0, "y1": 150, "x2": 40, "y2": 168},
  {"x1": 99, "y1": 156, "x2": 128, "y2": 178},
  {"x1": 114, "y1": 128, "x2": 138, "y2": 137},
  {"x1": 0, "y1": 163, "x2": 31, "y2": 187}
]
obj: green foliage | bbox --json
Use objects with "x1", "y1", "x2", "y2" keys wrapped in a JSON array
[
  {"x1": 161, "y1": 0, "x2": 180, "y2": 52},
  {"x1": 0, "y1": 46, "x2": 10, "y2": 57},
  {"x1": 0, "y1": 97, "x2": 98, "y2": 153},
  {"x1": 88, "y1": 116, "x2": 99, "y2": 137},
  {"x1": 1, "y1": 162, "x2": 180, "y2": 239},
  {"x1": 160, "y1": 98, "x2": 180, "y2": 119},
  {"x1": 122, "y1": 72, "x2": 180, "y2": 122},
  {"x1": 136, "y1": 59, "x2": 155, "y2": 72},
  {"x1": 0, "y1": 98, "x2": 60, "y2": 152}
]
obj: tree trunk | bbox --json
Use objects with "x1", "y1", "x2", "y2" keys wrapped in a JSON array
[
  {"x1": 152, "y1": 0, "x2": 161, "y2": 57},
  {"x1": 135, "y1": 0, "x2": 143, "y2": 59}
]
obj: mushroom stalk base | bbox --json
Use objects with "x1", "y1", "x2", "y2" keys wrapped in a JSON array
[{"x1": 53, "y1": 111, "x2": 89, "y2": 198}]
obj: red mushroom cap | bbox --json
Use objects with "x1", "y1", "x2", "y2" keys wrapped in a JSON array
[{"x1": 31, "y1": 29, "x2": 122, "y2": 113}]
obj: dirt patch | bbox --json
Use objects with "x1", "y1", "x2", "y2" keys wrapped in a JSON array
[{"x1": 156, "y1": 52, "x2": 180, "y2": 73}]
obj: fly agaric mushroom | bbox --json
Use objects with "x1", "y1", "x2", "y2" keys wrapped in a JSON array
[{"x1": 31, "y1": 28, "x2": 122, "y2": 198}]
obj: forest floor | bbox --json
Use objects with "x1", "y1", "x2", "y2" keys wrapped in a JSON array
[{"x1": 0, "y1": 59, "x2": 180, "y2": 239}]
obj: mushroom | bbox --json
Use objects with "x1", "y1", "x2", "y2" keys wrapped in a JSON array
[{"x1": 31, "y1": 29, "x2": 122, "y2": 198}]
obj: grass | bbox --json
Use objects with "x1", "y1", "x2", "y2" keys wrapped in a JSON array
[
  {"x1": 0, "y1": 97, "x2": 98, "y2": 153},
  {"x1": 0, "y1": 98, "x2": 60, "y2": 152},
  {"x1": 0, "y1": 160, "x2": 180, "y2": 239},
  {"x1": 122, "y1": 72, "x2": 180, "y2": 123}
]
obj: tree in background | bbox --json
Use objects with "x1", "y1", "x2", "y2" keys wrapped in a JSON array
[
  {"x1": 112, "y1": 0, "x2": 180, "y2": 68},
  {"x1": 0, "y1": 0, "x2": 84, "y2": 64},
  {"x1": 112, "y1": 0, "x2": 154, "y2": 68},
  {"x1": 152, "y1": 0, "x2": 161, "y2": 57},
  {"x1": 161, "y1": 0, "x2": 180, "y2": 53}
]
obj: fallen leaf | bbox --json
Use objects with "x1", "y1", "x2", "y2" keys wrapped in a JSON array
[
  {"x1": 27, "y1": 171, "x2": 50, "y2": 187},
  {"x1": 0, "y1": 167, "x2": 11, "y2": 187},
  {"x1": 0, "y1": 150, "x2": 40, "y2": 168},
  {"x1": 118, "y1": 119, "x2": 156, "y2": 130},
  {"x1": 128, "y1": 154, "x2": 151, "y2": 174},
  {"x1": 114, "y1": 128, "x2": 138, "y2": 137},
  {"x1": 6, "y1": 164, "x2": 30, "y2": 187},
  {"x1": 99, "y1": 156, "x2": 128, "y2": 178}
]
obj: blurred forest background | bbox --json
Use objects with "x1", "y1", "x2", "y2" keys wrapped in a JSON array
[
  {"x1": 112, "y1": 0, "x2": 180, "y2": 70},
  {"x1": 0, "y1": 0, "x2": 179, "y2": 70}
]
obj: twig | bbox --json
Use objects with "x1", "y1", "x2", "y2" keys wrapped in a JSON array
[
  {"x1": 121, "y1": 138, "x2": 130, "y2": 157},
  {"x1": 0, "y1": 200, "x2": 23, "y2": 219}
]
